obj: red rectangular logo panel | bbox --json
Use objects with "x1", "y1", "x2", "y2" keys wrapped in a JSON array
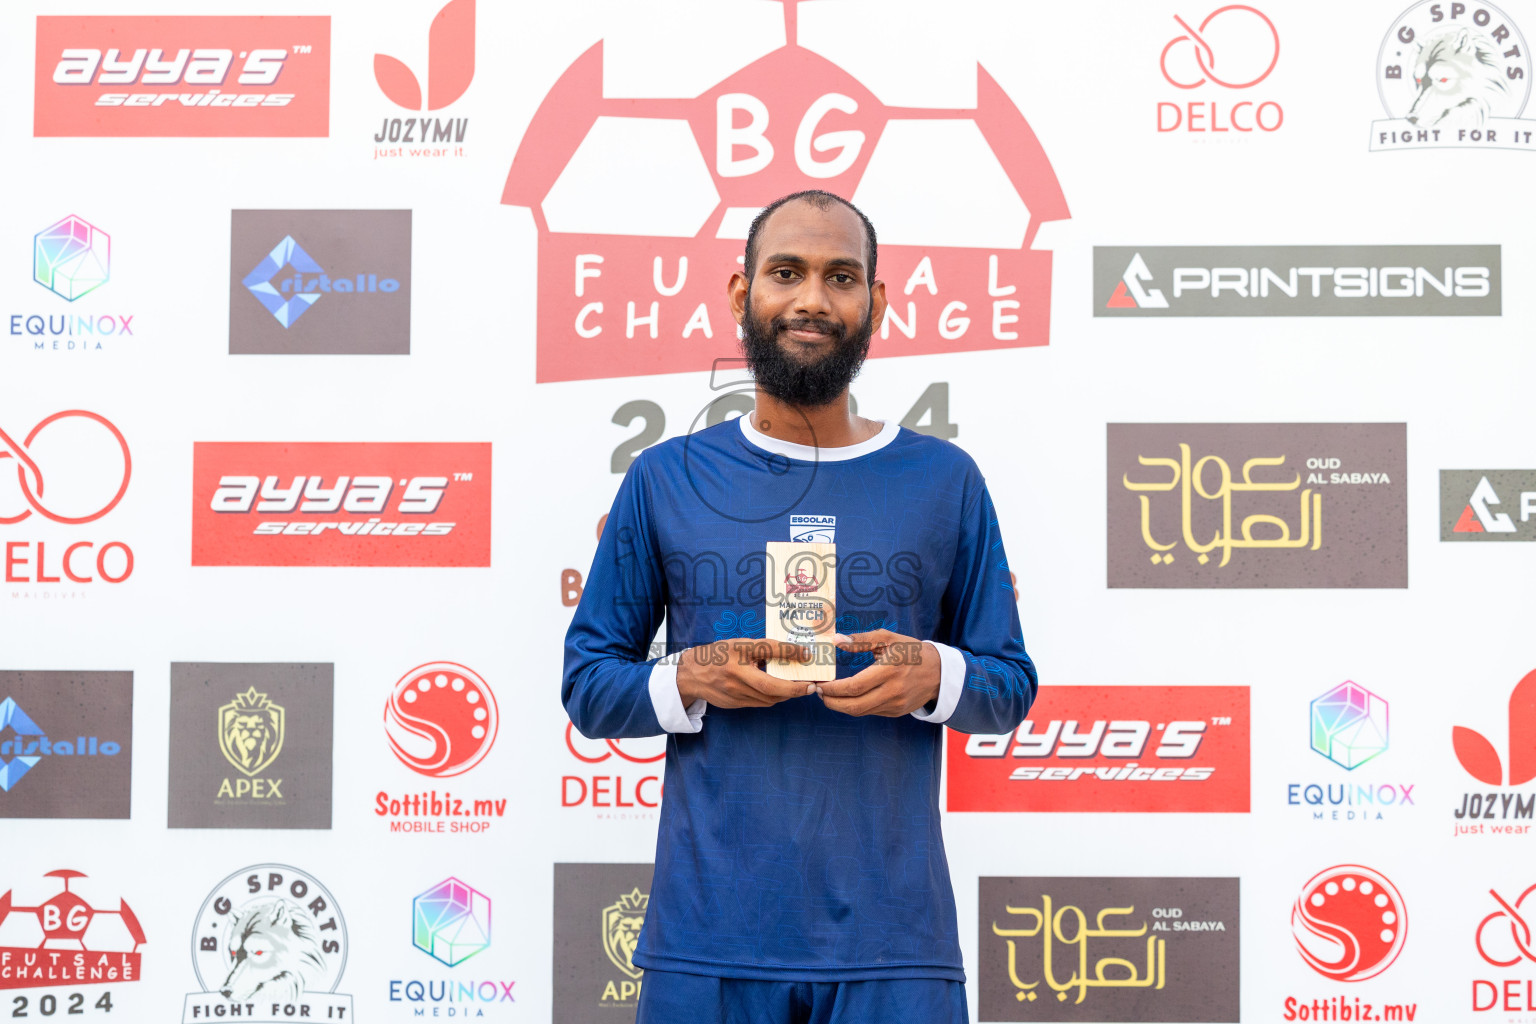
[
  {"x1": 947, "y1": 685, "x2": 1250, "y2": 812},
  {"x1": 191, "y1": 442, "x2": 490, "y2": 567},
  {"x1": 34, "y1": 16, "x2": 330, "y2": 138}
]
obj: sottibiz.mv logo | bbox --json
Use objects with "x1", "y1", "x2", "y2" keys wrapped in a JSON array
[
  {"x1": 34, "y1": 16, "x2": 330, "y2": 138},
  {"x1": 947, "y1": 685, "x2": 1249, "y2": 813},
  {"x1": 191, "y1": 442, "x2": 491, "y2": 567},
  {"x1": 502, "y1": 0, "x2": 1069, "y2": 382}
]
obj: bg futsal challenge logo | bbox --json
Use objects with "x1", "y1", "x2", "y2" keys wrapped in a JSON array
[{"x1": 502, "y1": 0, "x2": 1069, "y2": 382}]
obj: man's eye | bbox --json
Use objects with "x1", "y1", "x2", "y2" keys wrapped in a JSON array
[{"x1": 774, "y1": 269, "x2": 795, "y2": 279}]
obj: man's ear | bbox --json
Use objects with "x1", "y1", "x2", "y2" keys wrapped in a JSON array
[
  {"x1": 728, "y1": 271, "x2": 749, "y2": 325},
  {"x1": 869, "y1": 279, "x2": 888, "y2": 334}
]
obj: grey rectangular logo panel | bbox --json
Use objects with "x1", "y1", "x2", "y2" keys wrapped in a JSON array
[
  {"x1": 553, "y1": 863, "x2": 654, "y2": 1024},
  {"x1": 1108, "y1": 424, "x2": 1407, "y2": 589},
  {"x1": 979, "y1": 876, "x2": 1240, "y2": 1022},
  {"x1": 168, "y1": 662, "x2": 333, "y2": 829},
  {"x1": 1093, "y1": 246, "x2": 1500, "y2": 316},
  {"x1": 0, "y1": 671, "x2": 132, "y2": 819},
  {"x1": 1441, "y1": 470, "x2": 1536, "y2": 540},
  {"x1": 229, "y1": 209, "x2": 412, "y2": 354}
]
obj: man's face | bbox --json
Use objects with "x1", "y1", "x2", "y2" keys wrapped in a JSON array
[{"x1": 730, "y1": 201, "x2": 887, "y2": 408}]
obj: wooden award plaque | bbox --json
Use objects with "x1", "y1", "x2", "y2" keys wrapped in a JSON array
[{"x1": 764, "y1": 541, "x2": 836, "y2": 682}]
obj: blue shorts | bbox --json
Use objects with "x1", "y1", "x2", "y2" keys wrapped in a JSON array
[{"x1": 635, "y1": 968, "x2": 968, "y2": 1024}]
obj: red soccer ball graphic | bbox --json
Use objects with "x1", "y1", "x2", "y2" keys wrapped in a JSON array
[
  {"x1": 1291, "y1": 865, "x2": 1407, "y2": 981},
  {"x1": 384, "y1": 662, "x2": 499, "y2": 777},
  {"x1": 0, "y1": 870, "x2": 146, "y2": 952}
]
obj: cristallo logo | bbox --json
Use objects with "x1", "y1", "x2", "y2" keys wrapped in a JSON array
[
  {"x1": 601, "y1": 889, "x2": 647, "y2": 981},
  {"x1": 502, "y1": 0, "x2": 1069, "y2": 382},
  {"x1": 217, "y1": 688, "x2": 285, "y2": 778}
]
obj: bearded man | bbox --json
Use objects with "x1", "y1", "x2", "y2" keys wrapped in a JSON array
[{"x1": 563, "y1": 190, "x2": 1038, "y2": 1024}]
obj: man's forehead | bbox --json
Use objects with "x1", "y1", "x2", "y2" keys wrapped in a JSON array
[{"x1": 755, "y1": 200, "x2": 867, "y2": 265}]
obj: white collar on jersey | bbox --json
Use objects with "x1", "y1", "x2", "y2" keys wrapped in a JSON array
[{"x1": 737, "y1": 413, "x2": 899, "y2": 462}]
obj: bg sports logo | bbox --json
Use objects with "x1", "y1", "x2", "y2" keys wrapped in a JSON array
[
  {"x1": 34, "y1": 17, "x2": 330, "y2": 138},
  {"x1": 501, "y1": 0, "x2": 1069, "y2": 382},
  {"x1": 191, "y1": 442, "x2": 491, "y2": 567},
  {"x1": 947, "y1": 685, "x2": 1249, "y2": 813}
]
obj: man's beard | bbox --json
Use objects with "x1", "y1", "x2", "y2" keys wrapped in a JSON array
[{"x1": 741, "y1": 291, "x2": 873, "y2": 408}]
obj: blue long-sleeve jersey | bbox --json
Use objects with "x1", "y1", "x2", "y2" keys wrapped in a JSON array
[{"x1": 562, "y1": 415, "x2": 1037, "y2": 981}]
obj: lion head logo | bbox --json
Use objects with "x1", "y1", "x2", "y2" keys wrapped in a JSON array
[
  {"x1": 218, "y1": 688, "x2": 285, "y2": 777},
  {"x1": 601, "y1": 888, "x2": 648, "y2": 980}
]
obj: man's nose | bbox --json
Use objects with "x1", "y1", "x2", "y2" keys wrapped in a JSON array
[{"x1": 792, "y1": 275, "x2": 831, "y2": 316}]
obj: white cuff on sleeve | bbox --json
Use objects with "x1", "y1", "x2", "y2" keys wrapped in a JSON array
[
  {"x1": 649, "y1": 661, "x2": 706, "y2": 733},
  {"x1": 909, "y1": 641, "x2": 965, "y2": 725}
]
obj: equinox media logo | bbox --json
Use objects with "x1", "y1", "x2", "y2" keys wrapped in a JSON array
[
  {"x1": 33, "y1": 216, "x2": 108, "y2": 302},
  {"x1": 412, "y1": 877, "x2": 490, "y2": 966}
]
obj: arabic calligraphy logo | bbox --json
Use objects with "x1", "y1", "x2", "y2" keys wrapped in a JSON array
[
  {"x1": 1311, "y1": 682, "x2": 1389, "y2": 770},
  {"x1": 1123, "y1": 443, "x2": 1320, "y2": 566},
  {"x1": 602, "y1": 888, "x2": 647, "y2": 980},
  {"x1": 1162, "y1": 6, "x2": 1281, "y2": 89},
  {"x1": 374, "y1": 0, "x2": 474, "y2": 111},
  {"x1": 1291, "y1": 865, "x2": 1406, "y2": 982},
  {"x1": 217, "y1": 688, "x2": 285, "y2": 777},
  {"x1": 1453, "y1": 668, "x2": 1536, "y2": 786},
  {"x1": 1454, "y1": 476, "x2": 1518, "y2": 534},
  {"x1": 384, "y1": 662, "x2": 499, "y2": 777},
  {"x1": 34, "y1": 215, "x2": 110, "y2": 301},
  {"x1": 0, "y1": 411, "x2": 132, "y2": 525},
  {"x1": 990, "y1": 894, "x2": 1165, "y2": 1005},
  {"x1": 1476, "y1": 884, "x2": 1536, "y2": 967}
]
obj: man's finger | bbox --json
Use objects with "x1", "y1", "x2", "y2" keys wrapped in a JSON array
[
  {"x1": 739, "y1": 666, "x2": 818, "y2": 700},
  {"x1": 834, "y1": 629, "x2": 907, "y2": 652},
  {"x1": 816, "y1": 665, "x2": 889, "y2": 699}
]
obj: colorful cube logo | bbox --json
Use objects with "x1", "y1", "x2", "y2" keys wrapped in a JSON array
[
  {"x1": 34, "y1": 215, "x2": 109, "y2": 301},
  {"x1": 1311, "y1": 682, "x2": 1389, "y2": 770},
  {"x1": 413, "y1": 877, "x2": 490, "y2": 966}
]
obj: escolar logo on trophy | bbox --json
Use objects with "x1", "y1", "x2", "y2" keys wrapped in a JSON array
[
  {"x1": 184, "y1": 864, "x2": 351, "y2": 1023},
  {"x1": 601, "y1": 889, "x2": 647, "y2": 982},
  {"x1": 219, "y1": 688, "x2": 285, "y2": 778}
]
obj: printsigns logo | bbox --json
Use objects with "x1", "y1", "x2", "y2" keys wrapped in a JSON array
[
  {"x1": 413, "y1": 877, "x2": 490, "y2": 966},
  {"x1": 168, "y1": 663, "x2": 333, "y2": 829},
  {"x1": 385, "y1": 663, "x2": 498, "y2": 777},
  {"x1": 553, "y1": 864, "x2": 654, "y2": 1021},
  {"x1": 1157, "y1": 6, "x2": 1284, "y2": 132},
  {"x1": 1291, "y1": 865, "x2": 1407, "y2": 981},
  {"x1": 1094, "y1": 246, "x2": 1500, "y2": 316},
  {"x1": 1107, "y1": 424, "x2": 1408, "y2": 588},
  {"x1": 185, "y1": 865, "x2": 349, "y2": 1024},
  {"x1": 979, "y1": 876, "x2": 1239, "y2": 1021},
  {"x1": 33, "y1": 17, "x2": 330, "y2": 138},
  {"x1": 1442, "y1": 470, "x2": 1536, "y2": 540},
  {"x1": 230, "y1": 210, "x2": 411, "y2": 353},
  {"x1": 0, "y1": 672, "x2": 131, "y2": 819},
  {"x1": 190, "y1": 441, "x2": 491, "y2": 567},
  {"x1": 217, "y1": 688, "x2": 285, "y2": 777},
  {"x1": 947, "y1": 686, "x2": 1250, "y2": 813},
  {"x1": 502, "y1": 0, "x2": 1069, "y2": 382},
  {"x1": 375, "y1": 0, "x2": 474, "y2": 110},
  {"x1": 0, "y1": 870, "x2": 145, "y2": 992},
  {"x1": 1312, "y1": 682, "x2": 1388, "y2": 770},
  {"x1": 34, "y1": 217, "x2": 109, "y2": 302},
  {"x1": 1373, "y1": 1, "x2": 1535, "y2": 151}
]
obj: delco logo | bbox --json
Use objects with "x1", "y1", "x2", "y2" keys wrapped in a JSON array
[
  {"x1": 191, "y1": 442, "x2": 491, "y2": 567},
  {"x1": 34, "y1": 17, "x2": 330, "y2": 138},
  {"x1": 501, "y1": 0, "x2": 1069, "y2": 382},
  {"x1": 948, "y1": 686, "x2": 1250, "y2": 812}
]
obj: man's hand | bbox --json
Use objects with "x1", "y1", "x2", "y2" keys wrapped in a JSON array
[
  {"x1": 676, "y1": 639, "x2": 817, "y2": 709},
  {"x1": 819, "y1": 629, "x2": 942, "y2": 717}
]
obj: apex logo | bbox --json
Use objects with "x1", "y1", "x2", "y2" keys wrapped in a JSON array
[
  {"x1": 1105, "y1": 253, "x2": 1169, "y2": 309},
  {"x1": 1455, "y1": 476, "x2": 1520, "y2": 533},
  {"x1": 1454, "y1": 669, "x2": 1536, "y2": 787},
  {"x1": 374, "y1": 0, "x2": 474, "y2": 111}
]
